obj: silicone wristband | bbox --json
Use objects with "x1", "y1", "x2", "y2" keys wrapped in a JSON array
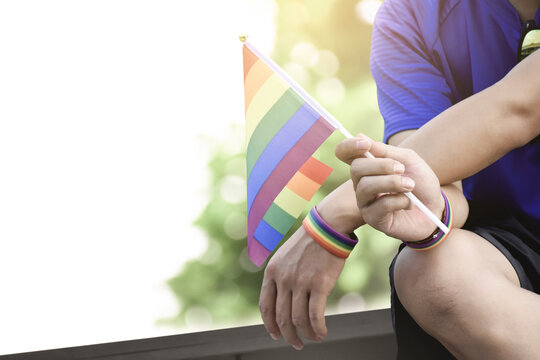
[
  {"x1": 404, "y1": 191, "x2": 453, "y2": 251},
  {"x1": 302, "y1": 206, "x2": 358, "y2": 258}
]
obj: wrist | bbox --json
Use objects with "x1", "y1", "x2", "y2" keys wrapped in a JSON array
[
  {"x1": 411, "y1": 190, "x2": 446, "y2": 242},
  {"x1": 404, "y1": 190, "x2": 453, "y2": 250},
  {"x1": 303, "y1": 207, "x2": 358, "y2": 259},
  {"x1": 317, "y1": 196, "x2": 364, "y2": 236}
]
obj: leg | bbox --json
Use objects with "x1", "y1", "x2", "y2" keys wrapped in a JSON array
[{"x1": 394, "y1": 229, "x2": 540, "y2": 359}]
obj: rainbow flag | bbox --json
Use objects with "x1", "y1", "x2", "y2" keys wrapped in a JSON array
[{"x1": 243, "y1": 41, "x2": 336, "y2": 267}]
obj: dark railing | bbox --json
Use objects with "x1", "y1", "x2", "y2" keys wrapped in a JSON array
[{"x1": 0, "y1": 309, "x2": 397, "y2": 360}]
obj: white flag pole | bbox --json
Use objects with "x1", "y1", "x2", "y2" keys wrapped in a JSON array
[{"x1": 240, "y1": 35, "x2": 449, "y2": 234}]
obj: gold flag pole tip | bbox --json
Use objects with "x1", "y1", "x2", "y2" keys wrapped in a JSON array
[{"x1": 239, "y1": 33, "x2": 248, "y2": 43}]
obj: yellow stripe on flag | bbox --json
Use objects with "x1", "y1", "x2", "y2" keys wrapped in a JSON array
[
  {"x1": 245, "y1": 73, "x2": 289, "y2": 140},
  {"x1": 244, "y1": 60, "x2": 274, "y2": 112},
  {"x1": 273, "y1": 186, "x2": 309, "y2": 219}
]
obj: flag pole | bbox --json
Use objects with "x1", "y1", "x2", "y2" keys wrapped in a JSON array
[{"x1": 240, "y1": 35, "x2": 449, "y2": 234}]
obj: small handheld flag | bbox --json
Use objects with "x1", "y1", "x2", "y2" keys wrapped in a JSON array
[
  {"x1": 242, "y1": 36, "x2": 336, "y2": 267},
  {"x1": 241, "y1": 35, "x2": 449, "y2": 267}
]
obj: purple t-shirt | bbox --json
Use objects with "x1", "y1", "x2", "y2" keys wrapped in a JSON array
[{"x1": 371, "y1": 0, "x2": 540, "y2": 234}]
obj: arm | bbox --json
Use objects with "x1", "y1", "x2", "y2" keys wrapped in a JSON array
[{"x1": 399, "y1": 50, "x2": 540, "y2": 185}]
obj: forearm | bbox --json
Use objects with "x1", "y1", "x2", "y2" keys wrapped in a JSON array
[
  {"x1": 400, "y1": 51, "x2": 540, "y2": 185},
  {"x1": 317, "y1": 180, "x2": 365, "y2": 235}
]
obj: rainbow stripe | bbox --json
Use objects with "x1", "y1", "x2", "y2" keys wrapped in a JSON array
[
  {"x1": 405, "y1": 191, "x2": 454, "y2": 251},
  {"x1": 302, "y1": 207, "x2": 357, "y2": 258},
  {"x1": 243, "y1": 44, "x2": 335, "y2": 266}
]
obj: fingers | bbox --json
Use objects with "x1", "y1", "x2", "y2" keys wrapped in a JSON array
[
  {"x1": 361, "y1": 193, "x2": 412, "y2": 226},
  {"x1": 291, "y1": 291, "x2": 319, "y2": 342},
  {"x1": 359, "y1": 135, "x2": 420, "y2": 164},
  {"x1": 308, "y1": 291, "x2": 328, "y2": 340},
  {"x1": 275, "y1": 286, "x2": 303, "y2": 350},
  {"x1": 350, "y1": 157, "x2": 405, "y2": 189},
  {"x1": 335, "y1": 137, "x2": 371, "y2": 165},
  {"x1": 355, "y1": 174, "x2": 415, "y2": 208},
  {"x1": 336, "y1": 133, "x2": 421, "y2": 165},
  {"x1": 259, "y1": 277, "x2": 280, "y2": 340}
]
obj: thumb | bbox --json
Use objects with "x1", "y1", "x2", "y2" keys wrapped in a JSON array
[
  {"x1": 356, "y1": 134, "x2": 419, "y2": 164},
  {"x1": 335, "y1": 134, "x2": 373, "y2": 165}
]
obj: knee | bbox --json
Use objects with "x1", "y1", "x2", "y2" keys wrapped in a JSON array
[{"x1": 393, "y1": 230, "x2": 477, "y2": 330}]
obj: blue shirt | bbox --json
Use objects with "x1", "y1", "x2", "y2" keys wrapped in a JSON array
[{"x1": 371, "y1": 0, "x2": 540, "y2": 235}]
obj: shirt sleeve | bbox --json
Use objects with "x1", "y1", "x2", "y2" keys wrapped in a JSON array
[{"x1": 371, "y1": 0, "x2": 454, "y2": 143}]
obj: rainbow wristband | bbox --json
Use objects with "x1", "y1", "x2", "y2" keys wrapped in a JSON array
[
  {"x1": 404, "y1": 191, "x2": 453, "y2": 251},
  {"x1": 302, "y1": 206, "x2": 358, "y2": 258}
]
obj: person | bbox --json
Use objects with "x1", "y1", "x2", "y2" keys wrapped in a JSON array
[{"x1": 258, "y1": 0, "x2": 540, "y2": 358}]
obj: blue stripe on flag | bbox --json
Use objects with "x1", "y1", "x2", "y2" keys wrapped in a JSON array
[
  {"x1": 247, "y1": 103, "x2": 319, "y2": 212},
  {"x1": 254, "y1": 219, "x2": 285, "y2": 252}
]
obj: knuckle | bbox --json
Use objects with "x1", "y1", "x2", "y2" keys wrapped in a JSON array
[
  {"x1": 291, "y1": 316, "x2": 303, "y2": 328},
  {"x1": 349, "y1": 160, "x2": 361, "y2": 177},
  {"x1": 276, "y1": 315, "x2": 289, "y2": 328},
  {"x1": 259, "y1": 303, "x2": 271, "y2": 317},
  {"x1": 264, "y1": 263, "x2": 277, "y2": 277},
  {"x1": 309, "y1": 311, "x2": 323, "y2": 323},
  {"x1": 356, "y1": 176, "x2": 369, "y2": 191},
  {"x1": 281, "y1": 274, "x2": 295, "y2": 287}
]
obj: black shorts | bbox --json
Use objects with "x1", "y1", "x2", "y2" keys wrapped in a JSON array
[{"x1": 389, "y1": 201, "x2": 540, "y2": 359}]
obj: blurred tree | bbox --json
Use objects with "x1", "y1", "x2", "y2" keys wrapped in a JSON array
[{"x1": 165, "y1": 0, "x2": 398, "y2": 329}]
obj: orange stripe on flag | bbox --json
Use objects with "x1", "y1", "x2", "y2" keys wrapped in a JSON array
[
  {"x1": 244, "y1": 60, "x2": 274, "y2": 112},
  {"x1": 286, "y1": 172, "x2": 321, "y2": 201},
  {"x1": 243, "y1": 45, "x2": 259, "y2": 80},
  {"x1": 299, "y1": 156, "x2": 333, "y2": 185}
]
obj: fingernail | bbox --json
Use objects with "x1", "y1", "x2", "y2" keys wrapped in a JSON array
[
  {"x1": 402, "y1": 177, "x2": 415, "y2": 190},
  {"x1": 355, "y1": 140, "x2": 368, "y2": 151},
  {"x1": 293, "y1": 343, "x2": 304, "y2": 351},
  {"x1": 394, "y1": 162, "x2": 405, "y2": 174},
  {"x1": 270, "y1": 333, "x2": 279, "y2": 340}
]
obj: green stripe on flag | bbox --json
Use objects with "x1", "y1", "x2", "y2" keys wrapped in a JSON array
[
  {"x1": 263, "y1": 203, "x2": 297, "y2": 235},
  {"x1": 246, "y1": 88, "x2": 304, "y2": 177},
  {"x1": 274, "y1": 187, "x2": 309, "y2": 219}
]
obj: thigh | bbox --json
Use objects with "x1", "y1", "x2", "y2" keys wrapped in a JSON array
[
  {"x1": 393, "y1": 229, "x2": 540, "y2": 359},
  {"x1": 394, "y1": 229, "x2": 519, "y2": 331}
]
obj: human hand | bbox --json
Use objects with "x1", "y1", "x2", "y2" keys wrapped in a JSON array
[
  {"x1": 259, "y1": 225, "x2": 346, "y2": 350},
  {"x1": 335, "y1": 134, "x2": 445, "y2": 242}
]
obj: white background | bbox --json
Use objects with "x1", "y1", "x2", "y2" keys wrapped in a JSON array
[{"x1": 0, "y1": 0, "x2": 276, "y2": 354}]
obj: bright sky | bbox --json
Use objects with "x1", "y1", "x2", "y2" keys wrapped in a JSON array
[{"x1": 0, "y1": 0, "x2": 276, "y2": 354}]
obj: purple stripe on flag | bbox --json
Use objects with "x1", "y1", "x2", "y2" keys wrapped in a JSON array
[
  {"x1": 247, "y1": 103, "x2": 320, "y2": 212},
  {"x1": 248, "y1": 238, "x2": 271, "y2": 267},
  {"x1": 247, "y1": 118, "x2": 335, "y2": 266}
]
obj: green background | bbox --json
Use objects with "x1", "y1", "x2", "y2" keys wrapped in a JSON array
[{"x1": 165, "y1": 0, "x2": 399, "y2": 329}]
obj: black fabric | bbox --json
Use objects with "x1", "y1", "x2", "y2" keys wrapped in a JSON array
[{"x1": 389, "y1": 201, "x2": 540, "y2": 359}]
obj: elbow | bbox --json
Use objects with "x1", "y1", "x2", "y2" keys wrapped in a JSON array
[
  {"x1": 496, "y1": 62, "x2": 540, "y2": 148},
  {"x1": 506, "y1": 98, "x2": 540, "y2": 148},
  {"x1": 493, "y1": 81, "x2": 540, "y2": 149}
]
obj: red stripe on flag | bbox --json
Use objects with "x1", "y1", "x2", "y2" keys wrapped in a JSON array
[
  {"x1": 299, "y1": 156, "x2": 333, "y2": 185},
  {"x1": 243, "y1": 45, "x2": 259, "y2": 80}
]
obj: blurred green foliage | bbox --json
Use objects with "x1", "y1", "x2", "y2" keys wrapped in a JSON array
[{"x1": 165, "y1": 0, "x2": 399, "y2": 329}]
